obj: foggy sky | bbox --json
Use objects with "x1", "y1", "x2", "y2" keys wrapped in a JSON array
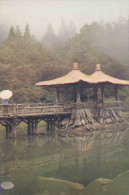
[{"x1": 0, "y1": 0, "x2": 129, "y2": 40}]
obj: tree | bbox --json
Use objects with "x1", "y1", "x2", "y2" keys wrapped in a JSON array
[
  {"x1": 24, "y1": 24, "x2": 31, "y2": 40},
  {"x1": 68, "y1": 21, "x2": 77, "y2": 38},
  {"x1": 42, "y1": 23, "x2": 57, "y2": 47},
  {"x1": 8, "y1": 26, "x2": 15, "y2": 40},
  {"x1": 58, "y1": 18, "x2": 70, "y2": 43}
]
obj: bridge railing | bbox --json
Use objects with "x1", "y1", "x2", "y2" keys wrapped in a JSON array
[
  {"x1": 98, "y1": 101, "x2": 122, "y2": 108},
  {"x1": 0, "y1": 104, "x2": 70, "y2": 117},
  {"x1": 17, "y1": 106, "x2": 65, "y2": 116},
  {"x1": 0, "y1": 101, "x2": 122, "y2": 117},
  {"x1": 63, "y1": 101, "x2": 122, "y2": 110}
]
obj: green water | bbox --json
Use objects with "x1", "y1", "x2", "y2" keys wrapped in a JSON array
[{"x1": 0, "y1": 127, "x2": 129, "y2": 195}]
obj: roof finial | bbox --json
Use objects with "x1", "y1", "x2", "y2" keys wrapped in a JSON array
[
  {"x1": 73, "y1": 63, "x2": 79, "y2": 70},
  {"x1": 96, "y1": 64, "x2": 101, "y2": 71}
]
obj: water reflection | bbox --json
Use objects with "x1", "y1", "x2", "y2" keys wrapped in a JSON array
[{"x1": 0, "y1": 128, "x2": 129, "y2": 194}]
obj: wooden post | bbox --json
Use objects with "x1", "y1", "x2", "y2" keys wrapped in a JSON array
[
  {"x1": 9, "y1": 124, "x2": 12, "y2": 133},
  {"x1": 76, "y1": 84, "x2": 81, "y2": 103},
  {"x1": 94, "y1": 85, "x2": 98, "y2": 103},
  {"x1": 31, "y1": 120, "x2": 34, "y2": 135},
  {"x1": 6, "y1": 123, "x2": 9, "y2": 138},
  {"x1": 12, "y1": 125, "x2": 16, "y2": 138},
  {"x1": 101, "y1": 84, "x2": 104, "y2": 102},
  {"x1": 50, "y1": 118, "x2": 53, "y2": 131},
  {"x1": 34, "y1": 119, "x2": 37, "y2": 134},
  {"x1": 73, "y1": 85, "x2": 76, "y2": 102},
  {"x1": 115, "y1": 85, "x2": 118, "y2": 101},
  {"x1": 47, "y1": 118, "x2": 50, "y2": 131},
  {"x1": 53, "y1": 118, "x2": 55, "y2": 131},
  {"x1": 56, "y1": 87, "x2": 60, "y2": 105},
  {"x1": 80, "y1": 86, "x2": 83, "y2": 102},
  {"x1": 27, "y1": 120, "x2": 31, "y2": 135}
]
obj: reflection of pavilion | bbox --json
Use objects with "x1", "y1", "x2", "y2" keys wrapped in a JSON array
[{"x1": 36, "y1": 63, "x2": 129, "y2": 129}]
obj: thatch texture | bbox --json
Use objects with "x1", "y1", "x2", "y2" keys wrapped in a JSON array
[
  {"x1": 89, "y1": 64, "x2": 129, "y2": 86},
  {"x1": 35, "y1": 63, "x2": 129, "y2": 87},
  {"x1": 35, "y1": 63, "x2": 91, "y2": 87}
]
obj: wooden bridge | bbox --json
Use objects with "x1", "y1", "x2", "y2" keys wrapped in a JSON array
[{"x1": 0, "y1": 101, "x2": 122, "y2": 137}]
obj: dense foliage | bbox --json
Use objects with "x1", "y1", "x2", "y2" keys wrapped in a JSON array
[{"x1": 0, "y1": 19, "x2": 128, "y2": 104}]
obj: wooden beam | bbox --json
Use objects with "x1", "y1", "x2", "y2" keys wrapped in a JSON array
[{"x1": 0, "y1": 121, "x2": 6, "y2": 127}]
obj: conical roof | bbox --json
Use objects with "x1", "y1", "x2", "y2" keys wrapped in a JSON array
[
  {"x1": 35, "y1": 63, "x2": 129, "y2": 87},
  {"x1": 35, "y1": 63, "x2": 91, "y2": 87},
  {"x1": 89, "y1": 64, "x2": 129, "y2": 86}
]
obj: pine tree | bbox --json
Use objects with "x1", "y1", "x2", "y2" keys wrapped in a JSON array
[
  {"x1": 58, "y1": 18, "x2": 70, "y2": 42},
  {"x1": 68, "y1": 21, "x2": 77, "y2": 38},
  {"x1": 42, "y1": 23, "x2": 57, "y2": 47},
  {"x1": 24, "y1": 24, "x2": 31, "y2": 40},
  {"x1": 8, "y1": 26, "x2": 15, "y2": 40}
]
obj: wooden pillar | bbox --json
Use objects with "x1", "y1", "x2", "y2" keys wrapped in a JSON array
[
  {"x1": 12, "y1": 125, "x2": 16, "y2": 138},
  {"x1": 47, "y1": 118, "x2": 50, "y2": 131},
  {"x1": 5, "y1": 121, "x2": 16, "y2": 138},
  {"x1": 50, "y1": 118, "x2": 53, "y2": 131},
  {"x1": 101, "y1": 84, "x2": 104, "y2": 102},
  {"x1": 94, "y1": 85, "x2": 98, "y2": 103},
  {"x1": 56, "y1": 87, "x2": 60, "y2": 105},
  {"x1": 9, "y1": 124, "x2": 12, "y2": 133},
  {"x1": 76, "y1": 84, "x2": 81, "y2": 103},
  {"x1": 115, "y1": 85, "x2": 118, "y2": 101},
  {"x1": 34, "y1": 119, "x2": 37, "y2": 134},
  {"x1": 73, "y1": 85, "x2": 76, "y2": 102},
  {"x1": 6, "y1": 123, "x2": 9, "y2": 138},
  {"x1": 27, "y1": 120, "x2": 31, "y2": 135},
  {"x1": 53, "y1": 118, "x2": 55, "y2": 131},
  {"x1": 80, "y1": 86, "x2": 83, "y2": 102},
  {"x1": 31, "y1": 120, "x2": 34, "y2": 135}
]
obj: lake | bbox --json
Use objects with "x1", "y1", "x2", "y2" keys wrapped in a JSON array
[{"x1": 0, "y1": 127, "x2": 129, "y2": 195}]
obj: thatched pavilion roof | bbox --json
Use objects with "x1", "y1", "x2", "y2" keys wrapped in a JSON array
[
  {"x1": 35, "y1": 63, "x2": 92, "y2": 87},
  {"x1": 89, "y1": 64, "x2": 129, "y2": 86},
  {"x1": 35, "y1": 63, "x2": 129, "y2": 87}
]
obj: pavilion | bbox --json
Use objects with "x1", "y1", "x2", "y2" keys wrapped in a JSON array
[{"x1": 35, "y1": 63, "x2": 129, "y2": 105}]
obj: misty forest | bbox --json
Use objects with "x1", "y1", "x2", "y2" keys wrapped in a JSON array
[{"x1": 0, "y1": 18, "x2": 129, "y2": 105}]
